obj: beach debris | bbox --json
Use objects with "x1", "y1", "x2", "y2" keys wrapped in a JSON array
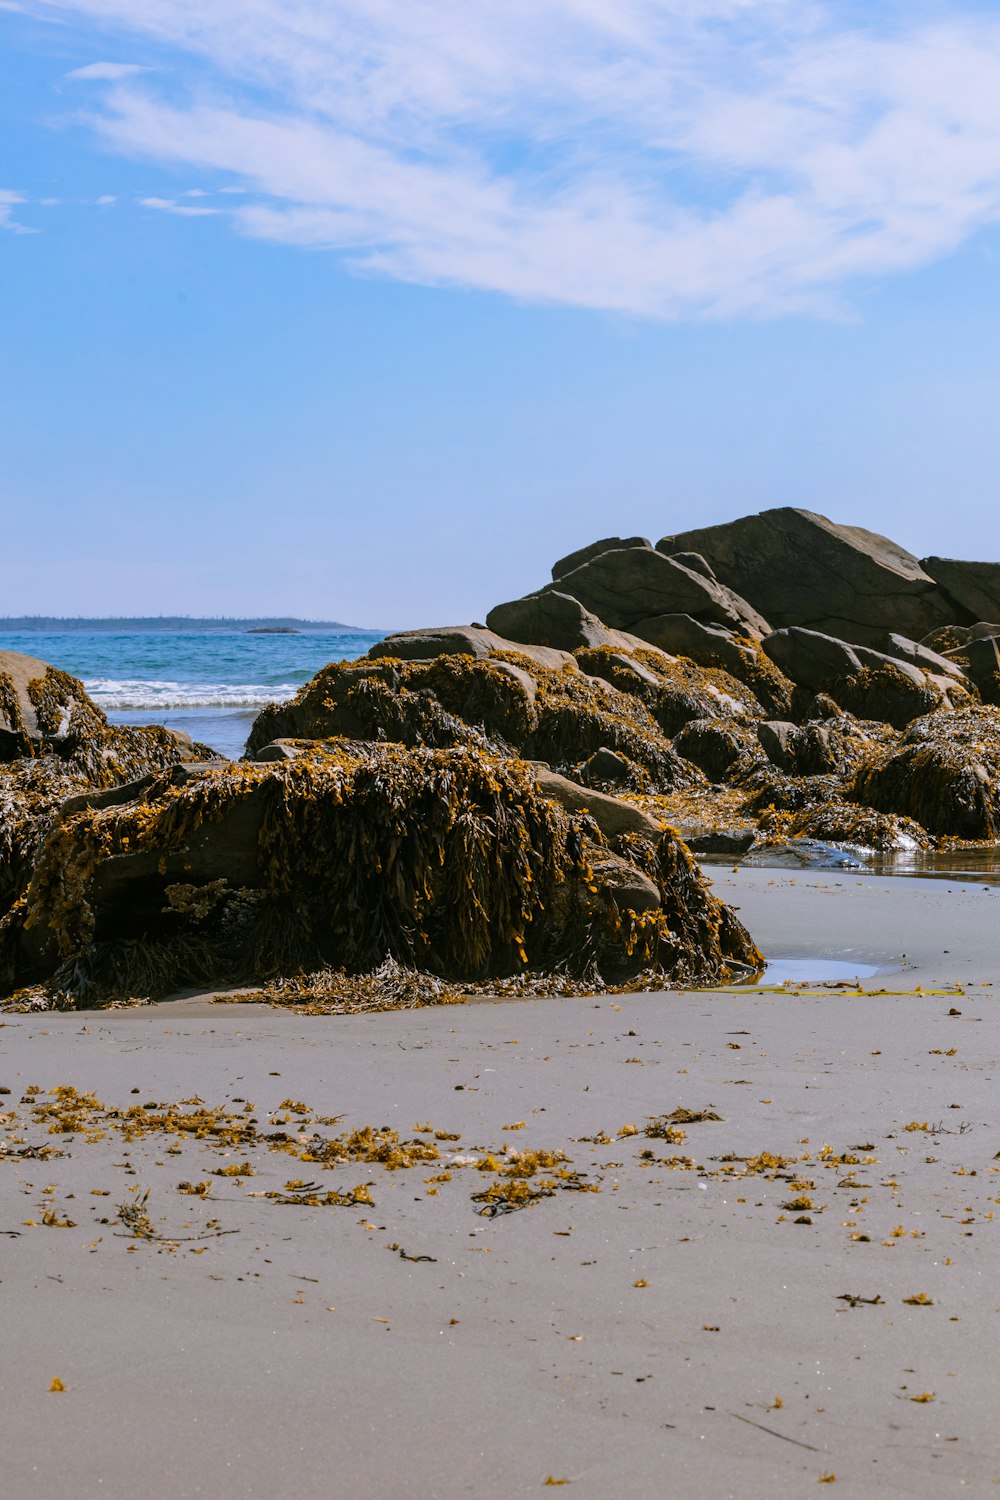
[{"x1": 265, "y1": 1180, "x2": 374, "y2": 1208}]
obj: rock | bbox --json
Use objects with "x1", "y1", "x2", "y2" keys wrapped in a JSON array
[
  {"x1": 485, "y1": 590, "x2": 644, "y2": 653},
  {"x1": 831, "y1": 664, "x2": 960, "y2": 730},
  {"x1": 658, "y1": 508, "x2": 958, "y2": 644},
  {"x1": 630, "y1": 614, "x2": 794, "y2": 719},
  {"x1": 921, "y1": 557, "x2": 1000, "y2": 624},
  {"x1": 552, "y1": 535, "x2": 652, "y2": 580},
  {"x1": 920, "y1": 621, "x2": 1000, "y2": 653},
  {"x1": 11, "y1": 745, "x2": 763, "y2": 999},
  {"x1": 756, "y1": 717, "x2": 887, "y2": 777},
  {"x1": 587, "y1": 852, "x2": 662, "y2": 913},
  {"x1": 685, "y1": 830, "x2": 756, "y2": 855},
  {"x1": 366, "y1": 625, "x2": 575, "y2": 674},
  {"x1": 852, "y1": 708, "x2": 1000, "y2": 839},
  {"x1": 949, "y1": 635, "x2": 1000, "y2": 705},
  {"x1": 631, "y1": 613, "x2": 744, "y2": 667},
  {"x1": 762, "y1": 628, "x2": 863, "y2": 689},
  {"x1": 740, "y1": 839, "x2": 868, "y2": 870},
  {"x1": 574, "y1": 646, "x2": 764, "y2": 736},
  {"x1": 0, "y1": 652, "x2": 105, "y2": 760},
  {"x1": 543, "y1": 547, "x2": 770, "y2": 638},
  {"x1": 672, "y1": 718, "x2": 760, "y2": 781},
  {"x1": 665, "y1": 551, "x2": 717, "y2": 581},
  {"x1": 576, "y1": 747, "x2": 640, "y2": 790},
  {"x1": 531, "y1": 766, "x2": 665, "y2": 842},
  {"x1": 878, "y1": 633, "x2": 967, "y2": 682}
]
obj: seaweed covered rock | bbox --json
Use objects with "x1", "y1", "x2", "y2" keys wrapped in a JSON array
[
  {"x1": 672, "y1": 717, "x2": 762, "y2": 782},
  {"x1": 1, "y1": 652, "x2": 110, "y2": 761},
  {"x1": 830, "y1": 664, "x2": 964, "y2": 730},
  {"x1": 366, "y1": 625, "x2": 573, "y2": 673},
  {"x1": 0, "y1": 665, "x2": 216, "y2": 934},
  {"x1": 248, "y1": 653, "x2": 697, "y2": 793},
  {"x1": 852, "y1": 708, "x2": 1000, "y2": 839},
  {"x1": 6, "y1": 744, "x2": 762, "y2": 1004},
  {"x1": 574, "y1": 645, "x2": 763, "y2": 737},
  {"x1": 632, "y1": 616, "x2": 794, "y2": 717}
]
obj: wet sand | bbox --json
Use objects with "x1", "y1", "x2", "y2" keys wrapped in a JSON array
[{"x1": 1, "y1": 869, "x2": 997, "y2": 1498}]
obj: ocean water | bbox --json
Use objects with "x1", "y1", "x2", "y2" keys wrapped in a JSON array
[{"x1": 0, "y1": 628, "x2": 384, "y2": 758}]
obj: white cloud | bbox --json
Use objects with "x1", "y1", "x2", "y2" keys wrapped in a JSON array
[
  {"x1": 0, "y1": 189, "x2": 38, "y2": 233},
  {"x1": 27, "y1": 2, "x2": 1000, "y2": 316},
  {"x1": 96, "y1": 192, "x2": 116, "y2": 204},
  {"x1": 138, "y1": 195, "x2": 218, "y2": 217},
  {"x1": 66, "y1": 60, "x2": 148, "y2": 80}
]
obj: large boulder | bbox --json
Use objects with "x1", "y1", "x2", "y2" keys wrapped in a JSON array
[
  {"x1": 921, "y1": 557, "x2": 1000, "y2": 624},
  {"x1": 9, "y1": 745, "x2": 762, "y2": 1001},
  {"x1": 657, "y1": 508, "x2": 959, "y2": 644},
  {"x1": 485, "y1": 590, "x2": 650, "y2": 654},
  {"x1": 552, "y1": 536, "x2": 652, "y2": 580},
  {"x1": 366, "y1": 625, "x2": 575, "y2": 674},
  {"x1": 542, "y1": 547, "x2": 770, "y2": 638}
]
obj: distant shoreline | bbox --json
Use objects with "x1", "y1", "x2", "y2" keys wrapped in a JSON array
[{"x1": 0, "y1": 616, "x2": 379, "y2": 633}]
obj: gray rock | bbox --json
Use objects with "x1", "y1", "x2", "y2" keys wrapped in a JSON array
[
  {"x1": 761, "y1": 628, "x2": 862, "y2": 689},
  {"x1": 577, "y1": 747, "x2": 636, "y2": 787},
  {"x1": 366, "y1": 625, "x2": 575, "y2": 673},
  {"x1": 485, "y1": 590, "x2": 644, "y2": 653},
  {"x1": 544, "y1": 547, "x2": 770, "y2": 638},
  {"x1": 921, "y1": 557, "x2": 1000, "y2": 623},
  {"x1": 685, "y1": 829, "x2": 756, "y2": 855},
  {"x1": 756, "y1": 720, "x2": 799, "y2": 771},
  {"x1": 954, "y1": 634, "x2": 1000, "y2": 704},
  {"x1": 552, "y1": 535, "x2": 652, "y2": 581},
  {"x1": 658, "y1": 508, "x2": 957, "y2": 643},
  {"x1": 587, "y1": 853, "x2": 662, "y2": 913},
  {"x1": 665, "y1": 551, "x2": 717, "y2": 581},
  {"x1": 531, "y1": 766, "x2": 664, "y2": 841},
  {"x1": 877, "y1": 632, "x2": 967, "y2": 681},
  {"x1": 631, "y1": 613, "x2": 749, "y2": 674}
]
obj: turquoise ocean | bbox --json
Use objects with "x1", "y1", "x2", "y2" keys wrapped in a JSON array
[{"x1": 0, "y1": 628, "x2": 384, "y2": 758}]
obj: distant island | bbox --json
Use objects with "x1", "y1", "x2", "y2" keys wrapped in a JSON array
[{"x1": 0, "y1": 616, "x2": 374, "y2": 633}]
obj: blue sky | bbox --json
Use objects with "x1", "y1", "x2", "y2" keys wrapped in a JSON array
[{"x1": 3, "y1": 1, "x2": 1000, "y2": 627}]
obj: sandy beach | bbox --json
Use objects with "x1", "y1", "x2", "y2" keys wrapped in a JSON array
[{"x1": 2, "y1": 868, "x2": 996, "y2": 1498}]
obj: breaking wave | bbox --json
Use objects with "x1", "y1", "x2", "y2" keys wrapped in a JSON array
[{"x1": 85, "y1": 679, "x2": 299, "y2": 710}]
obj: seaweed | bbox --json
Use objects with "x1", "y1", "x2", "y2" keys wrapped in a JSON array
[{"x1": 8, "y1": 742, "x2": 762, "y2": 1006}]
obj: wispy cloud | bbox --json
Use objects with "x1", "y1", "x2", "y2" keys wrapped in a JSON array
[
  {"x1": 138, "y1": 195, "x2": 217, "y2": 217},
  {"x1": 65, "y1": 60, "x2": 147, "y2": 80},
  {"x1": 0, "y1": 189, "x2": 38, "y2": 233},
  {"x1": 26, "y1": 1, "x2": 1000, "y2": 317}
]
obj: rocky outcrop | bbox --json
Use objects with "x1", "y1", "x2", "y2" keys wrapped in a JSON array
[
  {"x1": 7, "y1": 745, "x2": 762, "y2": 1003},
  {"x1": 658, "y1": 508, "x2": 958, "y2": 644},
  {"x1": 540, "y1": 547, "x2": 770, "y2": 638}
]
